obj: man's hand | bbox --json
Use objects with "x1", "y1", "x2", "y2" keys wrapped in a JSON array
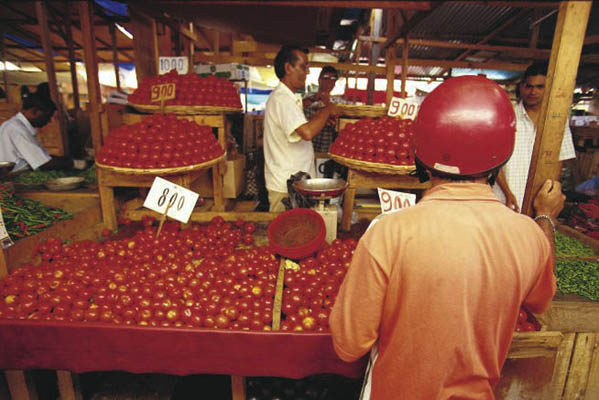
[{"x1": 533, "y1": 179, "x2": 565, "y2": 219}]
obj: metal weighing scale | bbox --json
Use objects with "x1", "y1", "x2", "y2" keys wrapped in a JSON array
[{"x1": 293, "y1": 178, "x2": 348, "y2": 243}]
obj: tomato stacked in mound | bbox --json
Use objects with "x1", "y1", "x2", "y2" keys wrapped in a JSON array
[
  {"x1": 330, "y1": 116, "x2": 415, "y2": 166},
  {"x1": 96, "y1": 114, "x2": 223, "y2": 169},
  {"x1": 128, "y1": 70, "x2": 242, "y2": 108}
]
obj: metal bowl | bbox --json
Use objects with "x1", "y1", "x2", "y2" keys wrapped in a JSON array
[
  {"x1": 0, "y1": 161, "x2": 16, "y2": 179},
  {"x1": 44, "y1": 176, "x2": 85, "y2": 191},
  {"x1": 293, "y1": 178, "x2": 348, "y2": 198}
]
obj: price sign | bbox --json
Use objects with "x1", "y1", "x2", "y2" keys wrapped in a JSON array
[
  {"x1": 0, "y1": 209, "x2": 14, "y2": 249},
  {"x1": 150, "y1": 83, "x2": 176, "y2": 102},
  {"x1": 159, "y1": 56, "x2": 189, "y2": 75},
  {"x1": 143, "y1": 177, "x2": 199, "y2": 224},
  {"x1": 377, "y1": 188, "x2": 416, "y2": 215},
  {"x1": 387, "y1": 97, "x2": 420, "y2": 120}
]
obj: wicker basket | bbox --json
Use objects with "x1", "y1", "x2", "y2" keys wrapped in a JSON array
[
  {"x1": 129, "y1": 103, "x2": 242, "y2": 115},
  {"x1": 95, "y1": 154, "x2": 224, "y2": 176},
  {"x1": 336, "y1": 104, "x2": 387, "y2": 118},
  {"x1": 330, "y1": 154, "x2": 415, "y2": 175}
]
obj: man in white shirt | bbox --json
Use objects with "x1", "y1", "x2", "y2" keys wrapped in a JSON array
[
  {"x1": 0, "y1": 92, "x2": 80, "y2": 173},
  {"x1": 263, "y1": 45, "x2": 338, "y2": 212},
  {"x1": 494, "y1": 62, "x2": 576, "y2": 211}
]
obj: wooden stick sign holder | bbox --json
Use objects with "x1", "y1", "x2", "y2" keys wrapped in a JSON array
[{"x1": 155, "y1": 192, "x2": 178, "y2": 238}]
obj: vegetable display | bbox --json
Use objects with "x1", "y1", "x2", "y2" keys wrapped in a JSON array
[
  {"x1": 0, "y1": 186, "x2": 73, "y2": 240},
  {"x1": 13, "y1": 165, "x2": 97, "y2": 186},
  {"x1": 95, "y1": 114, "x2": 224, "y2": 169},
  {"x1": 0, "y1": 218, "x2": 278, "y2": 330},
  {"x1": 330, "y1": 116, "x2": 414, "y2": 165},
  {"x1": 128, "y1": 70, "x2": 242, "y2": 108},
  {"x1": 555, "y1": 231, "x2": 599, "y2": 301}
]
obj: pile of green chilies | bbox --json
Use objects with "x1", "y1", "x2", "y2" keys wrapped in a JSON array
[
  {"x1": 555, "y1": 231, "x2": 599, "y2": 301},
  {"x1": 0, "y1": 188, "x2": 73, "y2": 240}
]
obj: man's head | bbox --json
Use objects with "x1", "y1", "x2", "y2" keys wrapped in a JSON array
[
  {"x1": 274, "y1": 45, "x2": 309, "y2": 91},
  {"x1": 413, "y1": 75, "x2": 515, "y2": 183},
  {"x1": 318, "y1": 66, "x2": 338, "y2": 94},
  {"x1": 22, "y1": 92, "x2": 56, "y2": 128},
  {"x1": 520, "y1": 62, "x2": 548, "y2": 109}
]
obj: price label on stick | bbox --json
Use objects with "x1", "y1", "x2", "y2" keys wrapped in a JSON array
[
  {"x1": 377, "y1": 188, "x2": 416, "y2": 215},
  {"x1": 159, "y1": 56, "x2": 189, "y2": 75},
  {"x1": 150, "y1": 83, "x2": 176, "y2": 102},
  {"x1": 387, "y1": 96, "x2": 420, "y2": 120},
  {"x1": 0, "y1": 209, "x2": 14, "y2": 249},
  {"x1": 143, "y1": 177, "x2": 199, "y2": 224}
]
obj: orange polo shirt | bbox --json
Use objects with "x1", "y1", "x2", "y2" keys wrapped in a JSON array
[{"x1": 330, "y1": 183, "x2": 555, "y2": 400}]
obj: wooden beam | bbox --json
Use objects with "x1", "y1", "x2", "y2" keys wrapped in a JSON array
[
  {"x1": 401, "y1": 39, "x2": 408, "y2": 97},
  {"x1": 79, "y1": 0, "x2": 103, "y2": 154},
  {"x1": 521, "y1": 1, "x2": 592, "y2": 216},
  {"x1": 129, "y1": 6, "x2": 159, "y2": 84},
  {"x1": 156, "y1": 1, "x2": 431, "y2": 8},
  {"x1": 36, "y1": 0, "x2": 68, "y2": 155},
  {"x1": 383, "y1": 2, "x2": 442, "y2": 49},
  {"x1": 0, "y1": 30, "x2": 8, "y2": 97},
  {"x1": 109, "y1": 24, "x2": 121, "y2": 91},
  {"x1": 385, "y1": 47, "x2": 396, "y2": 105},
  {"x1": 63, "y1": 0, "x2": 80, "y2": 110}
]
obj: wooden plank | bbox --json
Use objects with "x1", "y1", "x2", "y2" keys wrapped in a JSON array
[
  {"x1": 19, "y1": 190, "x2": 100, "y2": 214},
  {"x1": 585, "y1": 333, "x2": 599, "y2": 399},
  {"x1": 5, "y1": 370, "x2": 38, "y2": 400},
  {"x1": 129, "y1": 6, "x2": 159, "y2": 85},
  {"x1": 551, "y1": 333, "x2": 576, "y2": 400},
  {"x1": 272, "y1": 259, "x2": 285, "y2": 331},
  {"x1": 126, "y1": 208, "x2": 280, "y2": 222},
  {"x1": 401, "y1": 39, "x2": 408, "y2": 97},
  {"x1": 563, "y1": 333, "x2": 597, "y2": 399},
  {"x1": 385, "y1": 46, "x2": 396, "y2": 105},
  {"x1": 521, "y1": 1, "x2": 592, "y2": 215},
  {"x1": 349, "y1": 169, "x2": 430, "y2": 189},
  {"x1": 507, "y1": 331, "x2": 563, "y2": 359},
  {"x1": 537, "y1": 299, "x2": 599, "y2": 333},
  {"x1": 64, "y1": 1, "x2": 80, "y2": 110},
  {"x1": 79, "y1": 0, "x2": 103, "y2": 155},
  {"x1": 56, "y1": 371, "x2": 83, "y2": 400}
]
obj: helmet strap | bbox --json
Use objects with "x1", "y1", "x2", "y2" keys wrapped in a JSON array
[
  {"x1": 486, "y1": 168, "x2": 500, "y2": 186},
  {"x1": 412, "y1": 159, "x2": 431, "y2": 183}
]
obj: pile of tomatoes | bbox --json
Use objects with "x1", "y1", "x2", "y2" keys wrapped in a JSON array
[
  {"x1": 280, "y1": 238, "x2": 357, "y2": 332},
  {"x1": 96, "y1": 114, "x2": 223, "y2": 169},
  {"x1": 330, "y1": 116, "x2": 414, "y2": 166},
  {"x1": 0, "y1": 217, "x2": 281, "y2": 331},
  {"x1": 515, "y1": 307, "x2": 540, "y2": 332},
  {"x1": 128, "y1": 70, "x2": 242, "y2": 108}
]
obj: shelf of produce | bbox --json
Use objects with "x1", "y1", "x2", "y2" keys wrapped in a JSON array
[{"x1": 0, "y1": 192, "x2": 101, "y2": 276}]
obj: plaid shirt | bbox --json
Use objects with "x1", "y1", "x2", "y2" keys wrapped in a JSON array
[
  {"x1": 492, "y1": 101, "x2": 576, "y2": 209},
  {"x1": 303, "y1": 94, "x2": 341, "y2": 153}
]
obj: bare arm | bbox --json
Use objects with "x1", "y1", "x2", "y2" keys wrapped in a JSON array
[
  {"x1": 295, "y1": 103, "x2": 338, "y2": 141},
  {"x1": 533, "y1": 179, "x2": 566, "y2": 250},
  {"x1": 497, "y1": 168, "x2": 519, "y2": 212}
]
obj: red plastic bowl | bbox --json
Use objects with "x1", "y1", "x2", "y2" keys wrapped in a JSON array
[{"x1": 267, "y1": 208, "x2": 326, "y2": 259}]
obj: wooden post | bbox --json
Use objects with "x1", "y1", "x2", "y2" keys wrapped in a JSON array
[
  {"x1": 36, "y1": 0, "x2": 69, "y2": 155},
  {"x1": 56, "y1": 371, "x2": 83, "y2": 400},
  {"x1": 129, "y1": 6, "x2": 159, "y2": 85},
  {"x1": 109, "y1": 24, "x2": 121, "y2": 92},
  {"x1": 187, "y1": 23, "x2": 195, "y2": 66},
  {"x1": 0, "y1": 30, "x2": 7, "y2": 98},
  {"x1": 5, "y1": 370, "x2": 39, "y2": 400},
  {"x1": 78, "y1": 0, "x2": 103, "y2": 155},
  {"x1": 401, "y1": 36, "x2": 409, "y2": 98},
  {"x1": 64, "y1": 0, "x2": 80, "y2": 110},
  {"x1": 385, "y1": 46, "x2": 395, "y2": 107},
  {"x1": 521, "y1": 1, "x2": 592, "y2": 215}
]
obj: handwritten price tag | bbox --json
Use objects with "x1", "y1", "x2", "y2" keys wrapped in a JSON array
[
  {"x1": 143, "y1": 177, "x2": 199, "y2": 224},
  {"x1": 387, "y1": 97, "x2": 420, "y2": 120},
  {"x1": 150, "y1": 83, "x2": 176, "y2": 102},
  {"x1": 0, "y1": 209, "x2": 14, "y2": 249},
  {"x1": 159, "y1": 56, "x2": 189, "y2": 75},
  {"x1": 377, "y1": 188, "x2": 416, "y2": 214}
]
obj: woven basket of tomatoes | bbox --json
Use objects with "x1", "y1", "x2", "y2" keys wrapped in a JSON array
[
  {"x1": 128, "y1": 70, "x2": 243, "y2": 114},
  {"x1": 329, "y1": 116, "x2": 416, "y2": 175},
  {"x1": 95, "y1": 114, "x2": 225, "y2": 175}
]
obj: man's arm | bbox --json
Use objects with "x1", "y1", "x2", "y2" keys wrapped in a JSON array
[
  {"x1": 497, "y1": 168, "x2": 519, "y2": 212},
  {"x1": 295, "y1": 103, "x2": 337, "y2": 141},
  {"x1": 38, "y1": 156, "x2": 75, "y2": 171},
  {"x1": 533, "y1": 179, "x2": 565, "y2": 250}
]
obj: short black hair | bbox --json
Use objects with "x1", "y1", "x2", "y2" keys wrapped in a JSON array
[
  {"x1": 320, "y1": 65, "x2": 338, "y2": 79},
  {"x1": 523, "y1": 62, "x2": 548, "y2": 80},
  {"x1": 22, "y1": 91, "x2": 56, "y2": 113},
  {"x1": 274, "y1": 45, "x2": 308, "y2": 79}
]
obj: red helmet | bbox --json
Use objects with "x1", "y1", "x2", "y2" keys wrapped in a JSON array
[{"x1": 413, "y1": 75, "x2": 515, "y2": 177}]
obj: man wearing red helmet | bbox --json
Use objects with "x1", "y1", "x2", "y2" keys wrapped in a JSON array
[{"x1": 330, "y1": 76, "x2": 564, "y2": 399}]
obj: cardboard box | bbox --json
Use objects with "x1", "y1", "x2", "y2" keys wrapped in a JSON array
[
  {"x1": 192, "y1": 154, "x2": 246, "y2": 199},
  {"x1": 194, "y1": 63, "x2": 250, "y2": 81}
]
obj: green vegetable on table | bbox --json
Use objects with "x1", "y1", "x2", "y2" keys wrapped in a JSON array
[
  {"x1": 13, "y1": 165, "x2": 97, "y2": 185},
  {"x1": 555, "y1": 231, "x2": 599, "y2": 301},
  {"x1": 0, "y1": 188, "x2": 73, "y2": 241}
]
